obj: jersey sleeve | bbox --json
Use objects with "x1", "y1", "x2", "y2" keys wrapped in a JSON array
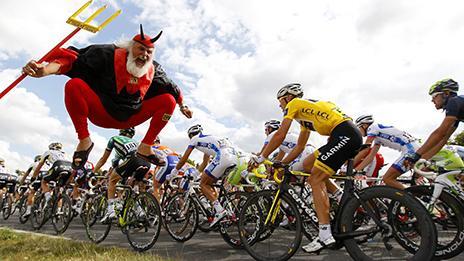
[
  {"x1": 188, "y1": 137, "x2": 197, "y2": 148},
  {"x1": 366, "y1": 125, "x2": 379, "y2": 137},
  {"x1": 446, "y1": 97, "x2": 460, "y2": 118},
  {"x1": 106, "y1": 137, "x2": 115, "y2": 151},
  {"x1": 283, "y1": 99, "x2": 299, "y2": 120}
]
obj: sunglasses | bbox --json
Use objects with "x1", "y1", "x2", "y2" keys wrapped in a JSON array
[{"x1": 431, "y1": 92, "x2": 443, "y2": 99}]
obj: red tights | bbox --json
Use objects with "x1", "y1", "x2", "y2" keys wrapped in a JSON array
[{"x1": 64, "y1": 78, "x2": 176, "y2": 144}]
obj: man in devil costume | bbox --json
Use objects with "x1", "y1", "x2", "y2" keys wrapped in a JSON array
[{"x1": 22, "y1": 25, "x2": 193, "y2": 169}]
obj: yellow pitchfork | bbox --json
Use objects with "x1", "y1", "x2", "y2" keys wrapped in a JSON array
[{"x1": 0, "y1": 0, "x2": 121, "y2": 100}]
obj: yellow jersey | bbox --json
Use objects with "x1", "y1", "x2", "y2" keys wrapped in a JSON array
[{"x1": 283, "y1": 98, "x2": 351, "y2": 136}]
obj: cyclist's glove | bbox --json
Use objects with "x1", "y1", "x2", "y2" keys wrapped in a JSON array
[
  {"x1": 404, "y1": 152, "x2": 421, "y2": 165},
  {"x1": 272, "y1": 161, "x2": 286, "y2": 169},
  {"x1": 250, "y1": 155, "x2": 265, "y2": 165}
]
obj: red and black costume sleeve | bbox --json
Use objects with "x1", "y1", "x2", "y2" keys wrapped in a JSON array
[{"x1": 51, "y1": 44, "x2": 183, "y2": 122}]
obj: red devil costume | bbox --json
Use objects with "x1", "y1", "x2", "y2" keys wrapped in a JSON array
[{"x1": 46, "y1": 25, "x2": 183, "y2": 168}]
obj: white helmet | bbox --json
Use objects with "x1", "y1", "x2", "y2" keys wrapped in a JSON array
[
  {"x1": 48, "y1": 142, "x2": 63, "y2": 150},
  {"x1": 277, "y1": 83, "x2": 304, "y2": 99},
  {"x1": 264, "y1": 120, "x2": 281, "y2": 132},
  {"x1": 187, "y1": 124, "x2": 203, "y2": 138},
  {"x1": 355, "y1": 115, "x2": 374, "y2": 127}
]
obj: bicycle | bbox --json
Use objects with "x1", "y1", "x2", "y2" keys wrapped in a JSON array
[
  {"x1": 164, "y1": 172, "x2": 248, "y2": 248},
  {"x1": 238, "y1": 159, "x2": 437, "y2": 261},
  {"x1": 84, "y1": 182, "x2": 162, "y2": 252},
  {"x1": 30, "y1": 162, "x2": 73, "y2": 234},
  {"x1": 0, "y1": 172, "x2": 19, "y2": 220},
  {"x1": 404, "y1": 159, "x2": 464, "y2": 259}
]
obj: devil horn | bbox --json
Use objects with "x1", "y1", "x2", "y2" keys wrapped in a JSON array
[
  {"x1": 140, "y1": 24, "x2": 145, "y2": 40},
  {"x1": 150, "y1": 31, "x2": 163, "y2": 43}
]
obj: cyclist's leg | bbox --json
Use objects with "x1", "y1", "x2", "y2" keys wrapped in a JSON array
[
  {"x1": 200, "y1": 173, "x2": 218, "y2": 203},
  {"x1": 382, "y1": 164, "x2": 407, "y2": 190}
]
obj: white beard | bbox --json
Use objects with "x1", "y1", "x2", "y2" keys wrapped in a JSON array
[{"x1": 126, "y1": 48, "x2": 152, "y2": 78}]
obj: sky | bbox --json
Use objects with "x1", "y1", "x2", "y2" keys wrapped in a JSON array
[{"x1": 1, "y1": 0, "x2": 464, "y2": 173}]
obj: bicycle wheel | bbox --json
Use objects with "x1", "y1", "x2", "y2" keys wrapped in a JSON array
[
  {"x1": 239, "y1": 190, "x2": 302, "y2": 261},
  {"x1": 219, "y1": 191, "x2": 248, "y2": 249},
  {"x1": 126, "y1": 192, "x2": 162, "y2": 252},
  {"x1": 30, "y1": 193, "x2": 47, "y2": 230},
  {"x1": 339, "y1": 186, "x2": 437, "y2": 261},
  {"x1": 51, "y1": 193, "x2": 73, "y2": 234},
  {"x1": 84, "y1": 194, "x2": 111, "y2": 243},
  {"x1": 18, "y1": 194, "x2": 29, "y2": 224},
  {"x1": 164, "y1": 192, "x2": 198, "y2": 242},
  {"x1": 404, "y1": 185, "x2": 464, "y2": 259},
  {"x1": 2, "y1": 195, "x2": 12, "y2": 220}
]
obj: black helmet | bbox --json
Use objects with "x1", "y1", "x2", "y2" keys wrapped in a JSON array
[
  {"x1": 187, "y1": 124, "x2": 203, "y2": 138},
  {"x1": 119, "y1": 127, "x2": 135, "y2": 138},
  {"x1": 429, "y1": 79, "x2": 459, "y2": 95}
]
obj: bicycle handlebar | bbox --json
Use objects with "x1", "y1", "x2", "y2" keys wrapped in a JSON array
[{"x1": 413, "y1": 159, "x2": 438, "y2": 179}]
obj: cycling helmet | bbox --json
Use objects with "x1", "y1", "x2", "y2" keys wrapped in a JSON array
[
  {"x1": 355, "y1": 115, "x2": 374, "y2": 127},
  {"x1": 119, "y1": 127, "x2": 135, "y2": 138},
  {"x1": 429, "y1": 79, "x2": 459, "y2": 95},
  {"x1": 187, "y1": 124, "x2": 203, "y2": 138},
  {"x1": 49, "y1": 142, "x2": 63, "y2": 150},
  {"x1": 276, "y1": 83, "x2": 304, "y2": 99},
  {"x1": 264, "y1": 120, "x2": 281, "y2": 132},
  {"x1": 34, "y1": 155, "x2": 41, "y2": 162}
]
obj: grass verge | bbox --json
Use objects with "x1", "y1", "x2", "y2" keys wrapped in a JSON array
[{"x1": 0, "y1": 228, "x2": 166, "y2": 261}]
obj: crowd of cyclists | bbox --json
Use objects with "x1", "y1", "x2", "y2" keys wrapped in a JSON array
[{"x1": 1, "y1": 78, "x2": 464, "y2": 260}]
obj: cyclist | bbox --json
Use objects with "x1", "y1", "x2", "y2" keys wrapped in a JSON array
[
  {"x1": 24, "y1": 142, "x2": 70, "y2": 217},
  {"x1": 97, "y1": 128, "x2": 157, "y2": 223},
  {"x1": 405, "y1": 79, "x2": 464, "y2": 168},
  {"x1": 350, "y1": 145, "x2": 385, "y2": 187},
  {"x1": 169, "y1": 124, "x2": 242, "y2": 227},
  {"x1": 354, "y1": 114, "x2": 419, "y2": 190},
  {"x1": 151, "y1": 137, "x2": 181, "y2": 201},
  {"x1": 250, "y1": 83, "x2": 362, "y2": 253},
  {"x1": 0, "y1": 158, "x2": 5, "y2": 173},
  {"x1": 259, "y1": 119, "x2": 316, "y2": 172}
]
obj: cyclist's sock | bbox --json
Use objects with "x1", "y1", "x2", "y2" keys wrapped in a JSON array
[
  {"x1": 331, "y1": 189, "x2": 343, "y2": 202},
  {"x1": 213, "y1": 200, "x2": 224, "y2": 213},
  {"x1": 319, "y1": 224, "x2": 332, "y2": 242},
  {"x1": 44, "y1": 192, "x2": 51, "y2": 203}
]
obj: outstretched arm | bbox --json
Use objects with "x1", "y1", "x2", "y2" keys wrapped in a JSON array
[
  {"x1": 94, "y1": 150, "x2": 112, "y2": 173},
  {"x1": 417, "y1": 116, "x2": 457, "y2": 158},
  {"x1": 22, "y1": 61, "x2": 61, "y2": 78}
]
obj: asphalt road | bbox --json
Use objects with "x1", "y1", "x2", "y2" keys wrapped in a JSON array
[{"x1": 1, "y1": 212, "x2": 463, "y2": 261}]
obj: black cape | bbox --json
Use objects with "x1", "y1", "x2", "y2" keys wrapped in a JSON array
[{"x1": 65, "y1": 44, "x2": 182, "y2": 121}]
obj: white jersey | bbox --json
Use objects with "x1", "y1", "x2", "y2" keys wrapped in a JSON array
[
  {"x1": 264, "y1": 132, "x2": 299, "y2": 154},
  {"x1": 41, "y1": 149, "x2": 67, "y2": 171},
  {"x1": 367, "y1": 123, "x2": 418, "y2": 152},
  {"x1": 188, "y1": 134, "x2": 234, "y2": 156}
]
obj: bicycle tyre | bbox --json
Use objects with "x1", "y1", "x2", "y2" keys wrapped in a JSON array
[
  {"x1": 340, "y1": 186, "x2": 436, "y2": 261},
  {"x1": 51, "y1": 193, "x2": 73, "y2": 234},
  {"x1": 404, "y1": 185, "x2": 464, "y2": 259},
  {"x1": 164, "y1": 192, "x2": 198, "y2": 242},
  {"x1": 239, "y1": 190, "x2": 302, "y2": 261}
]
